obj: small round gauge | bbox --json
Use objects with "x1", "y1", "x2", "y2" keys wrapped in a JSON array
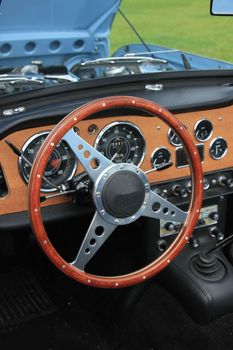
[
  {"x1": 209, "y1": 137, "x2": 227, "y2": 160},
  {"x1": 194, "y1": 119, "x2": 213, "y2": 142},
  {"x1": 151, "y1": 147, "x2": 171, "y2": 169},
  {"x1": 94, "y1": 122, "x2": 145, "y2": 166},
  {"x1": 168, "y1": 129, "x2": 181, "y2": 147},
  {"x1": 19, "y1": 132, "x2": 77, "y2": 192}
]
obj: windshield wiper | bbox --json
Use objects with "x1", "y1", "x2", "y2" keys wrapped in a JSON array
[
  {"x1": 0, "y1": 74, "x2": 45, "y2": 84},
  {"x1": 42, "y1": 73, "x2": 78, "y2": 83},
  {"x1": 80, "y1": 56, "x2": 167, "y2": 67},
  {"x1": 125, "y1": 50, "x2": 192, "y2": 70},
  {"x1": 0, "y1": 72, "x2": 79, "y2": 84},
  {"x1": 0, "y1": 71, "x2": 79, "y2": 96}
]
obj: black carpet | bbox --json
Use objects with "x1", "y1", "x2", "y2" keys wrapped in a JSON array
[
  {"x1": 0, "y1": 269, "x2": 102, "y2": 350},
  {"x1": 0, "y1": 269, "x2": 56, "y2": 332},
  {"x1": 1, "y1": 268, "x2": 233, "y2": 350}
]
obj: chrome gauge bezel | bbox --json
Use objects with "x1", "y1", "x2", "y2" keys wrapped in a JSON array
[
  {"x1": 209, "y1": 137, "x2": 228, "y2": 160},
  {"x1": 194, "y1": 119, "x2": 213, "y2": 142},
  {"x1": 18, "y1": 131, "x2": 78, "y2": 192},
  {"x1": 167, "y1": 128, "x2": 182, "y2": 147},
  {"x1": 151, "y1": 147, "x2": 171, "y2": 169},
  {"x1": 94, "y1": 121, "x2": 146, "y2": 166}
]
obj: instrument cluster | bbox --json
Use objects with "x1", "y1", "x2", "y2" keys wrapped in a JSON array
[
  {"x1": 89, "y1": 117, "x2": 228, "y2": 171},
  {"x1": 151, "y1": 118, "x2": 228, "y2": 169},
  {"x1": 17, "y1": 117, "x2": 228, "y2": 191}
]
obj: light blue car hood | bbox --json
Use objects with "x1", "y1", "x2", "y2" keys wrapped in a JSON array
[
  {"x1": 0, "y1": 0, "x2": 121, "y2": 69},
  {"x1": 1, "y1": 0, "x2": 232, "y2": 74}
]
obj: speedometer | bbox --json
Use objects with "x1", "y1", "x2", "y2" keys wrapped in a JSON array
[
  {"x1": 19, "y1": 132, "x2": 77, "y2": 192},
  {"x1": 94, "y1": 122, "x2": 145, "y2": 166}
]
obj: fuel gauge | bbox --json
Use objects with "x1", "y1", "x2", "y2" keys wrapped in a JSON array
[{"x1": 151, "y1": 147, "x2": 171, "y2": 169}]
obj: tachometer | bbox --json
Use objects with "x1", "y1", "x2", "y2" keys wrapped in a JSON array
[
  {"x1": 94, "y1": 122, "x2": 145, "y2": 166},
  {"x1": 19, "y1": 132, "x2": 77, "y2": 192},
  {"x1": 194, "y1": 119, "x2": 213, "y2": 142}
]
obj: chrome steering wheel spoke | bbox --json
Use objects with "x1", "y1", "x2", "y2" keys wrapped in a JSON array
[
  {"x1": 71, "y1": 211, "x2": 117, "y2": 271},
  {"x1": 143, "y1": 190, "x2": 187, "y2": 223},
  {"x1": 63, "y1": 128, "x2": 112, "y2": 182}
]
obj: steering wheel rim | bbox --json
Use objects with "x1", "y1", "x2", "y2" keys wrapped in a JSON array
[{"x1": 28, "y1": 96, "x2": 203, "y2": 288}]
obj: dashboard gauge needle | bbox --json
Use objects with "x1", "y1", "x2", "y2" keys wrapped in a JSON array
[
  {"x1": 110, "y1": 152, "x2": 118, "y2": 162},
  {"x1": 110, "y1": 141, "x2": 124, "y2": 162},
  {"x1": 5, "y1": 139, "x2": 60, "y2": 190}
]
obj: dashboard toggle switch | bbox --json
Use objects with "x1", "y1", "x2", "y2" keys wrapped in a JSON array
[
  {"x1": 209, "y1": 211, "x2": 219, "y2": 221},
  {"x1": 172, "y1": 184, "x2": 188, "y2": 198},
  {"x1": 209, "y1": 227, "x2": 224, "y2": 241},
  {"x1": 218, "y1": 176, "x2": 233, "y2": 188}
]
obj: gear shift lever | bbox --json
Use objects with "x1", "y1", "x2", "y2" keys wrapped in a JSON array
[{"x1": 191, "y1": 233, "x2": 233, "y2": 281}]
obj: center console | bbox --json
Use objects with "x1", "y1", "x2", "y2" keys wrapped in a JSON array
[{"x1": 151, "y1": 169, "x2": 233, "y2": 324}]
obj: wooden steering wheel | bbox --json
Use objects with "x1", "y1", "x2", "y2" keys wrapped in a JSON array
[{"x1": 28, "y1": 96, "x2": 203, "y2": 288}]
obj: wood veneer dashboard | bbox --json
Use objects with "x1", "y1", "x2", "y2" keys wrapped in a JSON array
[{"x1": 0, "y1": 104, "x2": 233, "y2": 216}]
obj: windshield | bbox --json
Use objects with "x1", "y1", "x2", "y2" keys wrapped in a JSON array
[{"x1": 0, "y1": 0, "x2": 233, "y2": 97}]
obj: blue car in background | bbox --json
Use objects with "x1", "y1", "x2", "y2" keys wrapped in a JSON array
[{"x1": 0, "y1": 1, "x2": 233, "y2": 349}]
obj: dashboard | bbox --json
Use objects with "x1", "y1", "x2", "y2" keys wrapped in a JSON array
[
  {"x1": 0, "y1": 76, "x2": 233, "y2": 324},
  {"x1": 0, "y1": 103, "x2": 233, "y2": 216},
  {"x1": 1, "y1": 72, "x2": 233, "y2": 323}
]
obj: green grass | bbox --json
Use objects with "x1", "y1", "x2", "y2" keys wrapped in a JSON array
[{"x1": 110, "y1": 0, "x2": 233, "y2": 62}]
